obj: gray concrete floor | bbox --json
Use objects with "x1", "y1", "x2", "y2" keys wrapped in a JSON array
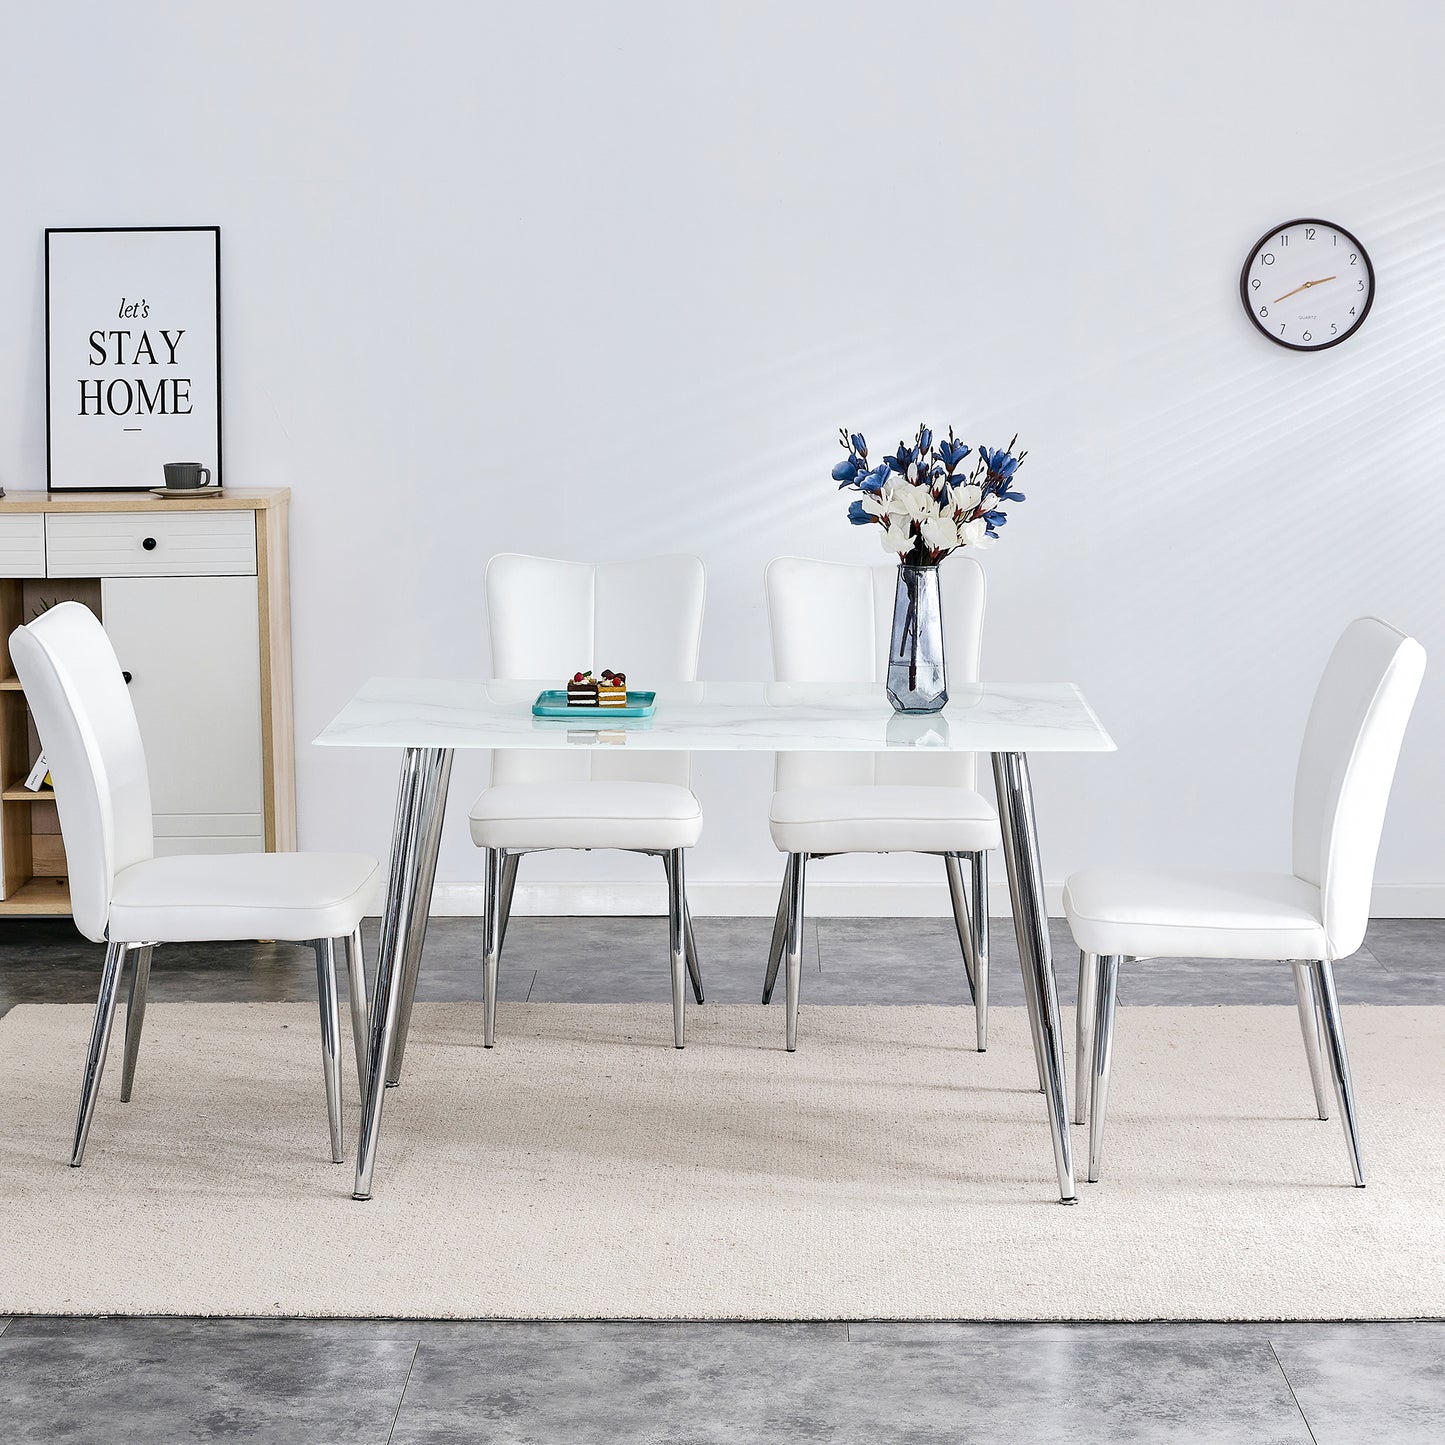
[{"x1": 0, "y1": 914, "x2": 1441, "y2": 1442}]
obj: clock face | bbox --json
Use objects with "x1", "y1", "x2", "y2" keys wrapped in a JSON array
[{"x1": 1240, "y1": 219, "x2": 1374, "y2": 351}]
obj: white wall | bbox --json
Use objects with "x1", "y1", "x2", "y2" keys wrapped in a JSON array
[{"x1": 2, "y1": 1, "x2": 1442, "y2": 915}]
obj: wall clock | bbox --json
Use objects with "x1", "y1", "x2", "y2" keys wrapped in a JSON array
[{"x1": 1239, "y1": 219, "x2": 1374, "y2": 351}]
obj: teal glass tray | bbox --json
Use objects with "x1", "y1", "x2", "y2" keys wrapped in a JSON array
[{"x1": 532, "y1": 689, "x2": 657, "y2": 719}]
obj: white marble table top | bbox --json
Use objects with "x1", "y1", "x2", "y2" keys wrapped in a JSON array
[{"x1": 316, "y1": 680, "x2": 1114, "y2": 754}]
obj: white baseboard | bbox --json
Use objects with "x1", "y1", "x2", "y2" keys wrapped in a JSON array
[{"x1": 429, "y1": 880, "x2": 1445, "y2": 919}]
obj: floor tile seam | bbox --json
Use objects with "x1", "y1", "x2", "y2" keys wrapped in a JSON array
[
  {"x1": 1267, "y1": 1338, "x2": 1320, "y2": 1444},
  {"x1": 385, "y1": 1339, "x2": 422, "y2": 1445}
]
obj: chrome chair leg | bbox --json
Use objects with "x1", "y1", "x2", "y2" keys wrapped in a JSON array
[
  {"x1": 969, "y1": 850, "x2": 990, "y2": 1052},
  {"x1": 666, "y1": 848, "x2": 688, "y2": 1048},
  {"x1": 1086, "y1": 953, "x2": 1123, "y2": 1184},
  {"x1": 784, "y1": 852, "x2": 808, "y2": 1052},
  {"x1": 1074, "y1": 951, "x2": 1098, "y2": 1126},
  {"x1": 663, "y1": 851, "x2": 704, "y2": 1005},
  {"x1": 482, "y1": 846, "x2": 503, "y2": 1048},
  {"x1": 496, "y1": 851, "x2": 520, "y2": 960},
  {"x1": 119, "y1": 943, "x2": 154, "y2": 1103},
  {"x1": 343, "y1": 926, "x2": 369, "y2": 1093},
  {"x1": 71, "y1": 941, "x2": 130, "y2": 1167},
  {"x1": 1311, "y1": 959, "x2": 1365, "y2": 1187},
  {"x1": 944, "y1": 852, "x2": 977, "y2": 1003},
  {"x1": 314, "y1": 938, "x2": 345, "y2": 1164},
  {"x1": 761, "y1": 856, "x2": 793, "y2": 1004},
  {"x1": 1291, "y1": 960, "x2": 1331, "y2": 1121}
]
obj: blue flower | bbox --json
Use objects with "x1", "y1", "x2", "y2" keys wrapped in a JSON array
[
  {"x1": 850, "y1": 433, "x2": 867, "y2": 456},
  {"x1": 847, "y1": 498, "x2": 877, "y2": 526},
  {"x1": 983, "y1": 509, "x2": 1009, "y2": 527},
  {"x1": 886, "y1": 443, "x2": 913, "y2": 475},
  {"x1": 832, "y1": 456, "x2": 861, "y2": 484},
  {"x1": 858, "y1": 463, "x2": 891, "y2": 493},
  {"x1": 980, "y1": 447, "x2": 1020, "y2": 479},
  {"x1": 917, "y1": 426, "x2": 932, "y2": 452},
  {"x1": 999, "y1": 489, "x2": 1026, "y2": 502},
  {"x1": 939, "y1": 437, "x2": 971, "y2": 470}
]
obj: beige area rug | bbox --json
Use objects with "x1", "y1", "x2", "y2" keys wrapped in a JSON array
[{"x1": 0, "y1": 1000, "x2": 1442, "y2": 1320}]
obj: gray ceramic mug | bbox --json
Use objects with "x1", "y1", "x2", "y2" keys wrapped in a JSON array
[{"x1": 163, "y1": 462, "x2": 213, "y2": 490}]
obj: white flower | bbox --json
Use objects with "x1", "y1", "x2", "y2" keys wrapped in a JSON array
[
  {"x1": 906, "y1": 462, "x2": 919, "y2": 483},
  {"x1": 919, "y1": 513, "x2": 960, "y2": 552},
  {"x1": 860, "y1": 493, "x2": 888, "y2": 518},
  {"x1": 881, "y1": 519, "x2": 913, "y2": 555},
  {"x1": 952, "y1": 483, "x2": 983, "y2": 512},
  {"x1": 957, "y1": 516, "x2": 989, "y2": 547}
]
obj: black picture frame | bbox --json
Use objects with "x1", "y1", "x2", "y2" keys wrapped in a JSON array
[{"x1": 45, "y1": 225, "x2": 223, "y2": 491}]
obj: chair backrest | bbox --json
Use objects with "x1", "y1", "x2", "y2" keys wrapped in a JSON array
[
  {"x1": 486, "y1": 554, "x2": 706, "y2": 786},
  {"x1": 9, "y1": 602, "x2": 155, "y2": 942},
  {"x1": 766, "y1": 555, "x2": 986, "y2": 789},
  {"x1": 1292, "y1": 617, "x2": 1425, "y2": 960}
]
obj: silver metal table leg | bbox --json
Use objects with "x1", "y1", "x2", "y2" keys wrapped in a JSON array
[
  {"x1": 71, "y1": 941, "x2": 131, "y2": 1167},
  {"x1": 353, "y1": 745, "x2": 453, "y2": 1201},
  {"x1": 119, "y1": 943, "x2": 154, "y2": 1103},
  {"x1": 784, "y1": 852, "x2": 808, "y2": 1052},
  {"x1": 1291, "y1": 960, "x2": 1331, "y2": 1121},
  {"x1": 385, "y1": 747, "x2": 454, "y2": 1087},
  {"x1": 314, "y1": 937, "x2": 345, "y2": 1164},
  {"x1": 761, "y1": 855, "x2": 793, "y2": 1005},
  {"x1": 991, "y1": 751, "x2": 1077, "y2": 1204},
  {"x1": 1074, "y1": 951, "x2": 1098, "y2": 1126}
]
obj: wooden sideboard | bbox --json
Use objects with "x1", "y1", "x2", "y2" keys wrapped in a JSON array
[{"x1": 0, "y1": 488, "x2": 295, "y2": 916}]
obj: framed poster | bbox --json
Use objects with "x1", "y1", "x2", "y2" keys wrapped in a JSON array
[{"x1": 45, "y1": 226, "x2": 222, "y2": 491}]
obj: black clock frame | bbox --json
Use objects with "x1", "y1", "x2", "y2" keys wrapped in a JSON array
[{"x1": 1239, "y1": 218, "x2": 1375, "y2": 353}]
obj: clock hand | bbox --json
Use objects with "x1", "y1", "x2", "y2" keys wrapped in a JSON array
[{"x1": 1273, "y1": 275, "x2": 1337, "y2": 303}]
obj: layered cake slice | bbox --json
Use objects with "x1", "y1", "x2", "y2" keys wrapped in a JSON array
[
  {"x1": 597, "y1": 669, "x2": 628, "y2": 709},
  {"x1": 567, "y1": 671, "x2": 599, "y2": 707}
]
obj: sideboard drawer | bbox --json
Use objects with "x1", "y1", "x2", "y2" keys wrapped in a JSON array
[
  {"x1": 46, "y1": 510, "x2": 257, "y2": 577},
  {"x1": 0, "y1": 514, "x2": 46, "y2": 577}
]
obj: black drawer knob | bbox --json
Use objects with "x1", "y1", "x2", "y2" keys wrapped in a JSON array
[
  {"x1": 122, "y1": 671, "x2": 133, "y2": 684},
  {"x1": 141, "y1": 536, "x2": 157, "y2": 551}
]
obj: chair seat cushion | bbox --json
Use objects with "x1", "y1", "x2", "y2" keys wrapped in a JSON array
[
  {"x1": 1062, "y1": 868, "x2": 1328, "y2": 961},
  {"x1": 469, "y1": 781, "x2": 703, "y2": 851},
  {"x1": 768, "y1": 786, "x2": 1001, "y2": 855},
  {"x1": 108, "y1": 853, "x2": 381, "y2": 944}
]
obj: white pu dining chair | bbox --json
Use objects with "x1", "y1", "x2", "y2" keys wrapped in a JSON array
[
  {"x1": 10, "y1": 602, "x2": 379, "y2": 1167},
  {"x1": 762, "y1": 556, "x2": 1000, "y2": 1051},
  {"x1": 1066, "y1": 618, "x2": 1425, "y2": 1187},
  {"x1": 468, "y1": 554, "x2": 707, "y2": 1048}
]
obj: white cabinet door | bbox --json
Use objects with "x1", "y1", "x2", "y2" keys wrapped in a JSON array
[{"x1": 101, "y1": 575, "x2": 265, "y2": 855}]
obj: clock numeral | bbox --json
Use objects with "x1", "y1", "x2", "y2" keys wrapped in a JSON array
[
  {"x1": 1330, "y1": 323, "x2": 1338, "y2": 335},
  {"x1": 1280, "y1": 233, "x2": 1289, "y2": 245},
  {"x1": 1349, "y1": 306, "x2": 1357, "y2": 316},
  {"x1": 1279, "y1": 323, "x2": 1287, "y2": 335},
  {"x1": 1332, "y1": 233, "x2": 1338, "y2": 245},
  {"x1": 1260, "y1": 252, "x2": 1275, "y2": 266},
  {"x1": 1349, "y1": 253, "x2": 1358, "y2": 265},
  {"x1": 1251, "y1": 278, "x2": 1261, "y2": 290},
  {"x1": 1358, "y1": 279, "x2": 1366, "y2": 290},
  {"x1": 1305, "y1": 226, "x2": 1316, "y2": 239},
  {"x1": 1259, "y1": 306, "x2": 1268, "y2": 317},
  {"x1": 1302, "y1": 331, "x2": 1312, "y2": 343}
]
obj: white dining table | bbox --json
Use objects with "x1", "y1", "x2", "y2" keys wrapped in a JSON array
[{"x1": 316, "y1": 679, "x2": 1116, "y2": 1202}]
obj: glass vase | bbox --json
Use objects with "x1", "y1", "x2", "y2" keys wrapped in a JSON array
[{"x1": 887, "y1": 563, "x2": 947, "y2": 713}]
